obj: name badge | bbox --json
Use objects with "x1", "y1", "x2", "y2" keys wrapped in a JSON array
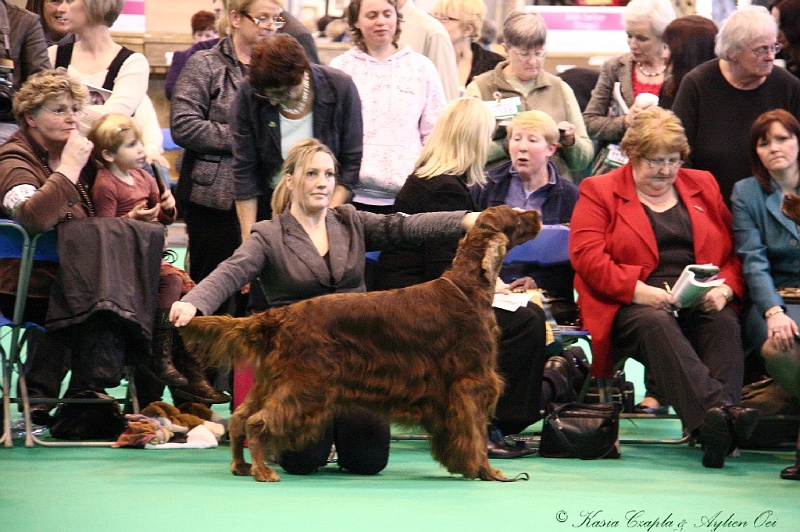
[{"x1": 484, "y1": 95, "x2": 522, "y2": 120}]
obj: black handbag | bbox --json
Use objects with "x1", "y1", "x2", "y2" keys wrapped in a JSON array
[{"x1": 539, "y1": 402, "x2": 621, "y2": 459}]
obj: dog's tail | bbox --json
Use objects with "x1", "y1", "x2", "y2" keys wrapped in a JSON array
[{"x1": 178, "y1": 311, "x2": 280, "y2": 369}]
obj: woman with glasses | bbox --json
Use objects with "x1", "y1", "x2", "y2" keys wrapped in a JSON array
[
  {"x1": 732, "y1": 109, "x2": 800, "y2": 480},
  {"x1": 159, "y1": 0, "x2": 284, "y2": 406},
  {"x1": 465, "y1": 10, "x2": 592, "y2": 182},
  {"x1": 430, "y1": 0, "x2": 504, "y2": 91},
  {"x1": 329, "y1": 0, "x2": 445, "y2": 212},
  {"x1": 570, "y1": 107, "x2": 758, "y2": 469},
  {"x1": 672, "y1": 5, "x2": 800, "y2": 204},
  {"x1": 0, "y1": 69, "x2": 162, "y2": 425},
  {"x1": 583, "y1": 0, "x2": 675, "y2": 177}
]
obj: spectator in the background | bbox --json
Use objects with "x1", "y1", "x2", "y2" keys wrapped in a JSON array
[
  {"x1": 431, "y1": 0, "x2": 504, "y2": 93},
  {"x1": 671, "y1": 5, "x2": 800, "y2": 203},
  {"x1": 190, "y1": 10, "x2": 219, "y2": 43},
  {"x1": 660, "y1": 15, "x2": 718, "y2": 110},
  {"x1": 396, "y1": 0, "x2": 459, "y2": 101},
  {"x1": 466, "y1": 10, "x2": 593, "y2": 182},
  {"x1": 331, "y1": 0, "x2": 446, "y2": 212},
  {"x1": 165, "y1": 0, "x2": 319, "y2": 100},
  {"x1": 0, "y1": 0, "x2": 51, "y2": 144},
  {"x1": 773, "y1": 0, "x2": 800, "y2": 78},
  {"x1": 582, "y1": 0, "x2": 675, "y2": 176},
  {"x1": 25, "y1": 0, "x2": 74, "y2": 46}
]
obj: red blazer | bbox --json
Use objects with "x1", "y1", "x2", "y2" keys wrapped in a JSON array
[{"x1": 569, "y1": 165, "x2": 744, "y2": 378}]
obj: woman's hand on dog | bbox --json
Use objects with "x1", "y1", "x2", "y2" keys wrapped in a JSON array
[{"x1": 170, "y1": 301, "x2": 198, "y2": 327}]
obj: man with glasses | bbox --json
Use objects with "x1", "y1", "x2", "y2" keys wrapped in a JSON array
[{"x1": 672, "y1": 5, "x2": 800, "y2": 204}]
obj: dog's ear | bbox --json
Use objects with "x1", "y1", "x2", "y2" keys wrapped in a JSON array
[
  {"x1": 782, "y1": 193, "x2": 800, "y2": 225},
  {"x1": 481, "y1": 233, "x2": 509, "y2": 284}
]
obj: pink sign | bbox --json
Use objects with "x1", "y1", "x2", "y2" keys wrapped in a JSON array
[
  {"x1": 121, "y1": 0, "x2": 145, "y2": 16},
  {"x1": 540, "y1": 12, "x2": 624, "y2": 31}
]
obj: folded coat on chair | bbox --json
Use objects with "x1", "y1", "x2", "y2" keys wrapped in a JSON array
[{"x1": 45, "y1": 218, "x2": 164, "y2": 356}]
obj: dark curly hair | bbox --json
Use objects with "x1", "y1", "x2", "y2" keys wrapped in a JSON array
[
  {"x1": 249, "y1": 35, "x2": 310, "y2": 93},
  {"x1": 346, "y1": 0, "x2": 403, "y2": 53}
]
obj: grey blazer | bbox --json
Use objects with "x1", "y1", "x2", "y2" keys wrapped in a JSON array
[
  {"x1": 582, "y1": 53, "x2": 637, "y2": 143},
  {"x1": 170, "y1": 37, "x2": 244, "y2": 210}
]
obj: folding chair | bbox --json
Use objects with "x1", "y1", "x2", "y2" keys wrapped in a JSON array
[
  {"x1": 504, "y1": 225, "x2": 689, "y2": 445},
  {"x1": 0, "y1": 220, "x2": 138, "y2": 448}
]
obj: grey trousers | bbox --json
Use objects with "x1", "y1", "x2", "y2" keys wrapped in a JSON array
[{"x1": 612, "y1": 304, "x2": 744, "y2": 432}]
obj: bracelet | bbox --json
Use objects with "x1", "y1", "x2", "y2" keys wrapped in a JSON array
[{"x1": 765, "y1": 307, "x2": 785, "y2": 319}]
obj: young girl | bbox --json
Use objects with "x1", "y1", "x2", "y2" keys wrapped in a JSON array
[{"x1": 88, "y1": 114, "x2": 229, "y2": 406}]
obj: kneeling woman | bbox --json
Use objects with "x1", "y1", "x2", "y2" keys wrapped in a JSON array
[
  {"x1": 570, "y1": 107, "x2": 758, "y2": 469},
  {"x1": 170, "y1": 138, "x2": 480, "y2": 475}
]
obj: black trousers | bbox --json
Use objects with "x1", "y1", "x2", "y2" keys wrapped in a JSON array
[
  {"x1": 184, "y1": 202, "x2": 241, "y2": 285},
  {"x1": 278, "y1": 408, "x2": 391, "y2": 476},
  {"x1": 612, "y1": 304, "x2": 744, "y2": 432},
  {"x1": 493, "y1": 303, "x2": 549, "y2": 435}
]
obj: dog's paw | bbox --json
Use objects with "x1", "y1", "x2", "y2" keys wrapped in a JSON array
[
  {"x1": 230, "y1": 461, "x2": 252, "y2": 476},
  {"x1": 252, "y1": 465, "x2": 281, "y2": 482},
  {"x1": 477, "y1": 466, "x2": 529, "y2": 482}
]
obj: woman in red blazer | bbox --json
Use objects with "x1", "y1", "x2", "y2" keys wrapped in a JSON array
[{"x1": 570, "y1": 107, "x2": 757, "y2": 469}]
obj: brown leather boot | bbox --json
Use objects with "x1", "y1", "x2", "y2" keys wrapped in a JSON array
[
  {"x1": 171, "y1": 335, "x2": 230, "y2": 405},
  {"x1": 140, "y1": 309, "x2": 188, "y2": 387}
]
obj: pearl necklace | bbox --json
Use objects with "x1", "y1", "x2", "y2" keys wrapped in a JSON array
[
  {"x1": 280, "y1": 72, "x2": 310, "y2": 115},
  {"x1": 637, "y1": 62, "x2": 666, "y2": 77}
]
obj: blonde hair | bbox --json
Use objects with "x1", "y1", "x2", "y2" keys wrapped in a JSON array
[
  {"x1": 432, "y1": 0, "x2": 488, "y2": 41},
  {"x1": 271, "y1": 139, "x2": 338, "y2": 215},
  {"x1": 414, "y1": 97, "x2": 495, "y2": 186},
  {"x1": 508, "y1": 110, "x2": 560, "y2": 146},
  {"x1": 620, "y1": 106, "x2": 689, "y2": 161},
  {"x1": 83, "y1": 0, "x2": 125, "y2": 27},
  {"x1": 87, "y1": 113, "x2": 142, "y2": 168},
  {"x1": 13, "y1": 68, "x2": 87, "y2": 126}
]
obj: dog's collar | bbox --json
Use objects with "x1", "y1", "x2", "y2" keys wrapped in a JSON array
[{"x1": 439, "y1": 277, "x2": 470, "y2": 302}]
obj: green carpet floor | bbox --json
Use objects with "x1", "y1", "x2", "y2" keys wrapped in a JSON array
[{"x1": 1, "y1": 415, "x2": 797, "y2": 531}]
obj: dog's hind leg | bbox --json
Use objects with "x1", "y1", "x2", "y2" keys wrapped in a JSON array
[
  {"x1": 245, "y1": 411, "x2": 282, "y2": 482},
  {"x1": 228, "y1": 408, "x2": 252, "y2": 477}
]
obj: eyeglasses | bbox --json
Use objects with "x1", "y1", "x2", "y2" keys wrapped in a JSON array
[
  {"x1": 241, "y1": 12, "x2": 285, "y2": 29},
  {"x1": 643, "y1": 157, "x2": 684, "y2": 170},
  {"x1": 510, "y1": 48, "x2": 547, "y2": 61},
  {"x1": 433, "y1": 15, "x2": 460, "y2": 23},
  {"x1": 39, "y1": 104, "x2": 81, "y2": 117},
  {"x1": 748, "y1": 43, "x2": 782, "y2": 57}
]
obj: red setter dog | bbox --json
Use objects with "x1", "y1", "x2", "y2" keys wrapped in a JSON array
[{"x1": 180, "y1": 206, "x2": 541, "y2": 482}]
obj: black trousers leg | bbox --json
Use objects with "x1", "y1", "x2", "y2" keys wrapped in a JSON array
[
  {"x1": 493, "y1": 303, "x2": 548, "y2": 435},
  {"x1": 612, "y1": 304, "x2": 744, "y2": 433},
  {"x1": 334, "y1": 408, "x2": 390, "y2": 475}
]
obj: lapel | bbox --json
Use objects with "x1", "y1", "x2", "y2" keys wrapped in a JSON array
[
  {"x1": 280, "y1": 211, "x2": 331, "y2": 286},
  {"x1": 765, "y1": 183, "x2": 800, "y2": 237},
  {"x1": 613, "y1": 165, "x2": 659, "y2": 261},
  {"x1": 258, "y1": 95, "x2": 282, "y2": 157}
]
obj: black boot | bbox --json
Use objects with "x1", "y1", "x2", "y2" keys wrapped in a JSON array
[
  {"x1": 781, "y1": 450, "x2": 800, "y2": 480},
  {"x1": 487, "y1": 425, "x2": 535, "y2": 459},
  {"x1": 171, "y1": 336, "x2": 230, "y2": 405},
  {"x1": 701, "y1": 405, "x2": 759, "y2": 468},
  {"x1": 139, "y1": 309, "x2": 187, "y2": 387}
]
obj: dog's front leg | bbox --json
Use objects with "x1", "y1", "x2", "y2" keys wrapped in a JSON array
[{"x1": 228, "y1": 408, "x2": 252, "y2": 477}]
